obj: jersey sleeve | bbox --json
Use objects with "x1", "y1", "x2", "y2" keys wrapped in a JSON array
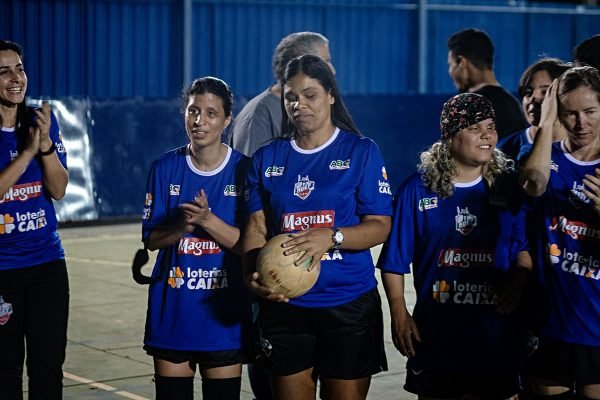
[
  {"x1": 245, "y1": 150, "x2": 266, "y2": 215},
  {"x1": 517, "y1": 143, "x2": 533, "y2": 163},
  {"x1": 510, "y1": 205, "x2": 529, "y2": 260},
  {"x1": 234, "y1": 156, "x2": 251, "y2": 228},
  {"x1": 142, "y1": 159, "x2": 167, "y2": 243},
  {"x1": 493, "y1": 209, "x2": 528, "y2": 271},
  {"x1": 491, "y1": 172, "x2": 530, "y2": 271},
  {"x1": 355, "y1": 139, "x2": 393, "y2": 216},
  {"x1": 377, "y1": 175, "x2": 418, "y2": 274},
  {"x1": 497, "y1": 134, "x2": 509, "y2": 148},
  {"x1": 49, "y1": 111, "x2": 67, "y2": 169}
]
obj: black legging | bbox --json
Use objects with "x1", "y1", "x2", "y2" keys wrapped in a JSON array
[{"x1": 0, "y1": 260, "x2": 69, "y2": 400}]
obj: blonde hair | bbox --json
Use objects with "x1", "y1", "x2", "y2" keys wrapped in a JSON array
[{"x1": 418, "y1": 140, "x2": 513, "y2": 197}]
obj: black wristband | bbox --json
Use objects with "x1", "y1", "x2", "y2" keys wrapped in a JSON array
[{"x1": 39, "y1": 143, "x2": 56, "y2": 156}]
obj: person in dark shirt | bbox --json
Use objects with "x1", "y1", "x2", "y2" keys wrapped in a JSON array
[
  {"x1": 573, "y1": 34, "x2": 600, "y2": 70},
  {"x1": 447, "y1": 28, "x2": 527, "y2": 139}
]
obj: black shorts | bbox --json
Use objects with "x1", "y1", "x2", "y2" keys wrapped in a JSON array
[
  {"x1": 144, "y1": 346, "x2": 246, "y2": 368},
  {"x1": 258, "y1": 288, "x2": 387, "y2": 379},
  {"x1": 526, "y1": 335, "x2": 600, "y2": 386},
  {"x1": 404, "y1": 368, "x2": 521, "y2": 399}
]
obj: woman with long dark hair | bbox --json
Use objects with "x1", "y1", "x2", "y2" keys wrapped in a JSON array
[
  {"x1": 0, "y1": 40, "x2": 69, "y2": 400},
  {"x1": 241, "y1": 54, "x2": 392, "y2": 400},
  {"x1": 141, "y1": 76, "x2": 250, "y2": 400}
]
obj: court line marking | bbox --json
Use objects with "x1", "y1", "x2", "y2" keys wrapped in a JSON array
[
  {"x1": 64, "y1": 371, "x2": 150, "y2": 400},
  {"x1": 65, "y1": 256, "x2": 132, "y2": 267},
  {"x1": 61, "y1": 233, "x2": 140, "y2": 244}
]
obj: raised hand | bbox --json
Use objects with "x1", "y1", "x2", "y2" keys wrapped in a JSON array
[
  {"x1": 540, "y1": 80, "x2": 558, "y2": 128},
  {"x1": 25, "y1": 125, "x2": 41, "y2": 156},
  {"x1": 33, "y1": 102, "x2": 53, "y2": 151},
  {"x1": 179, "y1": 189, "x2": 211, "y2": 232}
]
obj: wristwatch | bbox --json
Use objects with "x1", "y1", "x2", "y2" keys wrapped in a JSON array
[{"x1": 331, "y1": 228, "x2": 344, "y2": 250}]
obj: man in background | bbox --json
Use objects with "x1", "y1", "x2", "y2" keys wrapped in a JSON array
[
  {"x1": 447, "y1": 28, "x2": 527, "y2": 139},
  {"x1": 228, "y1": 32, "x2": 335, "y2": 156},
  {"x1": 573, "y1": 34, "x2": 600, "y2": 70}
]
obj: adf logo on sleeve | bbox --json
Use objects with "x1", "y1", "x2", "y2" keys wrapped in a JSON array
[{"x1": 169, "y1": 184, "x2": 181, "y2": 196}]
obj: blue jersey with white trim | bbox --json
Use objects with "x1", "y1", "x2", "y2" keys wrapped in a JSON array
[
  {"x1": 142, "y1": 145, "x2": 251, "y2": 351},
  {"x1": 246, "y1": 128, "x2": 393, "y2": 307},
  {"x1": 531, "y1": 141, "x2": 600, "y2": 347},
  {"x1": 378, "y1": 172, "x2": 528, "y2": 372},
  {"x1": 0, "y1": 110, "x2": 67, "y2": 270}
]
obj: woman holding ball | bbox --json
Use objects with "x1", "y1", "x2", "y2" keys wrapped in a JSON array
[{"x1": 241, "y1": 54, "x2": 392, "y2": 400}]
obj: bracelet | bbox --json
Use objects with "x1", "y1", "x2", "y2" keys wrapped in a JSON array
[{"x1": 39, "y1": 143, "x2": 56, "y2": 156}]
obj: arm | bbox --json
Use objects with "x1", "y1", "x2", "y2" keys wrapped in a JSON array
[
  {"x1": 282, "y1": 215, "x2": 392, "y2": 271},
  {"x1": 241, "y1": 210, "x2": 288, "y2": 302},
  {"x1": 142, "y1": 161, "x2": 187, "y2": 251},
  {"x1": 520, "y1": 80, "x2": 558, "y2": 197},
  {"x1": 382, "y1": 272, "x2": 421, "y2": 357},
  {"x1": 36, "y1": 103, "x2": 68, "y2": 200},
  {"x1": 496, "y1": 250, "x2": 532, "y2": 314},
  {"x1": 39, "y1": 148, "x2": 68, "y2": 200},
  {"x1": 145, "y1": 210, "x2": 189, "y2": 251}
]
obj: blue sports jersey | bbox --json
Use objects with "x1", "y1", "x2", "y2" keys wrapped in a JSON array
[
  {"x1": 529, "y1": 141, "x2": 600, "y2": 347},
  {"x1": 246, "y1": 128, "x2": 393, "y2": 307},
  {"x1": 378, "y1": 173, "x2": 528, "y2": 372},
  {"x1": 498, "y1": 127, "x2": 533, "y2": 162},
  {"x1": 142, "y1": 145, "x2": 251, "y2": 352},
  {"x1": 0, "y1": 110, "x2": 67, "y2": 270}
]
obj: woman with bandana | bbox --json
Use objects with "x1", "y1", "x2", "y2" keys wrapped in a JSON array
[
  {"x1": 378, "y1": 93, "x2": 532, "y2": 399},
  {"x1": 521, "y1": 66, "x2": 600, "y2": 399}
]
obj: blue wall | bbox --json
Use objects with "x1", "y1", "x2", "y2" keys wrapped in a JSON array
[
  {"x1": 2, "y1": 0, "x2": 599, "y2": 219},
  {"x1": 81, "y1": 94, "x2": 445, "y2": 218},
  {"x1": 2, "y1": 1, "x2": 599, "y2": 98}
]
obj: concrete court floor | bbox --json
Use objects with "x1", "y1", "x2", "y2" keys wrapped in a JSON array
[{"x1": 32, "y1": 222, "x2": 417, "y2": 400}]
